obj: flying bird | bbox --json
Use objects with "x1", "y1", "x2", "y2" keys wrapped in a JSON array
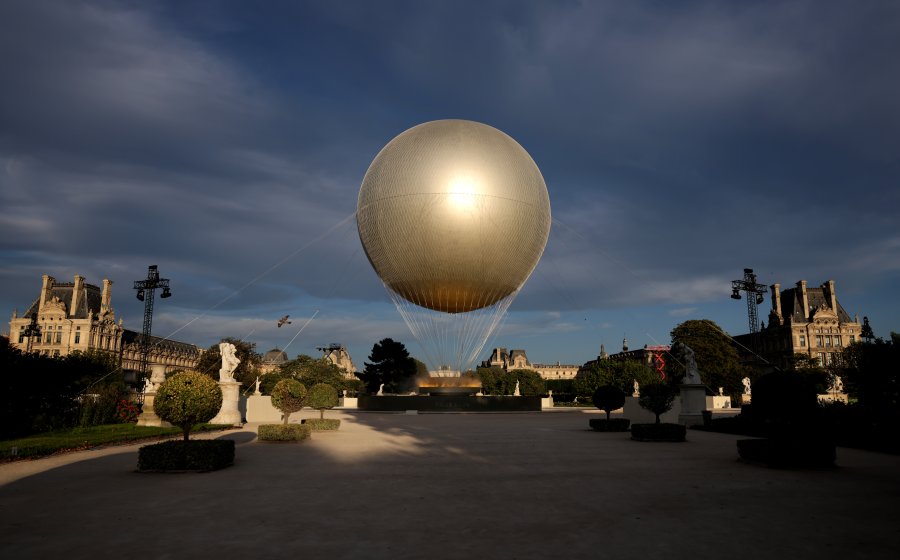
[{"x1": 277, "y1": 315, "x2": 291, "y2": 328}]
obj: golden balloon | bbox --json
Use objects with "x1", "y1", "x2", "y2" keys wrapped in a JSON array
[{"x1": 357, "y1": 120, "x2": 551, "y2": 313}]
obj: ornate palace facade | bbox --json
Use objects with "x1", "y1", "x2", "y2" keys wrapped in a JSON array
[{"x1": 8, "y1": 274, "x2": 200, "y2": 376}]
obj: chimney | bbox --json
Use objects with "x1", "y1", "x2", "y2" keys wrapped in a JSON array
[
  {"x1": 825, "y1": 280, "x2": 837, "y2": 312},
  {"x1": 771, "y1": 283, "x2": 782, "y2": 322},
  {"x1": 798, "y1": 280, "x2": 809, "y2": 320},
  {"x1": 101, "y1": 279, "x2": 113, "y2": 312},
  {"x1": 71, "y1": 275, "x2": 84, "y2": 318},
  {"x1": 39, "y1": 275, "x2": 55, "y2": 310}
]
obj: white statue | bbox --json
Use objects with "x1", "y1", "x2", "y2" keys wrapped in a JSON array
[
  {"x1": 831, "y1": 375, "x2": 844, "y2": 393},
  {"x1": 718, "y1": 387, "x2": 724, "y2": 396},
  {"x1": 143, "y1": 376, "x2": 154, "y2": 394},
  {"x1": 513, "y1": 380, "x2": 521, "y2": 396},
  {"x1": 742, "y1": 377, "x2": 752, "y2": 395},
  {"x1": 377, "y1": 383, "x2": 384, "y2": 396},
  {"x1": 632, "y1": 380, "x2": 640, "y2": 397},
  {"x1": 254, "y1": 376, "x2": 261, "y2": 395},
  {"x1": 219, "y1": 342, "x2": 241, "y2": 382},
  {"x1": 675, "y1": 342, "x2": 702, "y2": 385}
]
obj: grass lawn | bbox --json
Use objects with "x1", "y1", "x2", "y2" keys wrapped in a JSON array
[{"x1": 0, "y1": 423, "x2": 234, "y2": 461}]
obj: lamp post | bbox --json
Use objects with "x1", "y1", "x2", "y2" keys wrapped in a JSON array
[
  {"x1": 23, "y1": 312, "x2": 41, "y2": 353},
  {"x1": 133, "y1": 265, "x2": 172, "y2": 379}
]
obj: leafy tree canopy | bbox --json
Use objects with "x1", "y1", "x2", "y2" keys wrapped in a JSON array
[
  {"x1": 668, "y1": 319, "x2": 747, "y2": 396},
  {"x1": 307, "y1": 383, "x2": 339, "y2": 419},
  {"x1": 837, "y1": 338, "x2": 899, "y2": 410},
  {"x1": 155, "y1": 371, "x2": 223, "y2": 440},
  {"x1": 475, "y1": 367, "x2": 545, "y2": 396},
  {"x1": 573, "y1": 360, "x2": 658, "y2": 397},
  {"x1": 638, "y1": 383, "x2": 676, "y2": 424},
  {"x1": 270, "y1": 379, "x2": 307, "y2": 424},
  {"x1": 357, "y1": 338, "x2": 418, "y2": 394}
]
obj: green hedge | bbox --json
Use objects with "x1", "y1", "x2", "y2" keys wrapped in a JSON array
[
  {"x1": 588, "y1": 418, "x2": 630, "y2": 432},
  {"x1": 137, "y1": 439, "x2": 234, "y2": 472},
  {"x1": 631, "y1": 423, "x2": 686, "y2": 442},
  {"x1": 258, "y1": 423, "x2": 311, "y2": 442},
  {"x1": 302, "y1": 418, "x2": 341, "y2": 430}
]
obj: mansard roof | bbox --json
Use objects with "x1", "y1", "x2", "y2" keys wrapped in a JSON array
[
  {"x1": 778, "y1": 285, "x2": 853, "y2": 323},
  {"x1": 121, "y1": 329, "x2": 200, "y2": 356},
  {"x1": 24, "y1": 282, "x2": 103, "y2": 319}
]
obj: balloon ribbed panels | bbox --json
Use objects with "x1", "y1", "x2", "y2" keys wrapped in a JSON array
[{"x1": 357, "y1": 119, "x2": 551, "y2": 313}]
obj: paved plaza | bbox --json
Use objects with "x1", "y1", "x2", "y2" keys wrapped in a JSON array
[{"x1": 1, "y1": 410, "x2": 899, "y2": 559}]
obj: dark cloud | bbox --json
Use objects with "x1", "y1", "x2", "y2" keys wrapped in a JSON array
[{"x1": 1, "y1": 0, "x2": 898, "y2": 365}]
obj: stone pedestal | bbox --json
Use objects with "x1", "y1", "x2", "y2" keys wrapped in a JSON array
[
  {"x1": 678, "y1": 384, "x2": 708, "y2": 427},
  {"x1": 136, "y1": 364, "x2": 171, "y2": 427},
  {"x1": 211, "y1": 380, "x2": 243, "y2": 426},
  {"x1": 339, "y1": 397, "x2": 358, "y2": 409}
]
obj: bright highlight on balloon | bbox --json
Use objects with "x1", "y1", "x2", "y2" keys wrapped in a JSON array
[{"x1": 357, "y1": 119, "x2": 551, "y2": 372}]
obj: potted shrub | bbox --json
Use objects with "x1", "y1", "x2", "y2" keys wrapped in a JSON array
[
  {"x1": 303, "y1": 383, "x2": 341, "y2": 430},
  {"x1": 138, "y1": 371, "x2": 234, "y2": 472},
  {"x1": 631, "y1": 384, "x2": 686, "y2": 442},
  {"x1": 589, "y1": 385, "x2": 629, "y2": 431},
  {"x1": 258, "y1": 379, "x2": 311, "y2": 442}
]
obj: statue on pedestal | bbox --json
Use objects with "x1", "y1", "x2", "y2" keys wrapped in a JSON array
[
  {"x1": 219, "y1": 342, "x2": 241, "y2": 382},
  {"x1": 674, "y1": 342, "x2": 702, "y2": 385},
  {"x1": 513, "y1": 380, "x2": 521, "y2": 396},
  {"x1": 633, "y1": 380, "x2": 640, "y2": 397},
  {"x1": 742, "y1": 377, "x2": 752, "y2": 395}
]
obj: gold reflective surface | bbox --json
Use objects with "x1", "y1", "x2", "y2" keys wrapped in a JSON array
[{"x1": 358, "y1": 120, "x2": 551, "y2": 313}]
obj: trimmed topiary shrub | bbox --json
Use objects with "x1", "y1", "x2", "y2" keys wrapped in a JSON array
[
  {"x1": 155, "y1": 372, "x2": 223, "y2": 441},
  {"x1": 137, "y1": 439, "x2": 235, "y2": 472},
  {"x1": 631, "y1": 423, "x2": 686, "y2": 442},
  {"x1": 258, "y1": 424, "x2": 311, "y2": 442},
  {"x1": 638, "y1": 383, "x2": 676, "y2": 424},
  {"x1": 307, "y1": 383, "x2": 339, "y2": 421},
  {"x1": 271, "y1": 379, "x2": 307, "y2": 424},
  {"x1": 589, "y1": 418, "x2": 631, "y2": 432},
  {"x1": 592, "y1": 385, "x2": 626, "y2": 419},
  {"x1": 302, "y1": 418, "x2": 341, "y2": 430}
]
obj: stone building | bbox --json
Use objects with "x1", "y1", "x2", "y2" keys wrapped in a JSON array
[
  {"x1": 482, "y1": 347, "x2": 580, "y2": 380},
  {"x1": 8, "y1": 274, "x2": 200, "y2": 377},
  {"x1": 577, "y1": 340, "x2": 669, "y2": 381},
  {"x1": 260, "y1": 348, "x2": 289, "y2": 374},
  {"x1": 733, "y1": 279, "x2": 862, "y2": 368},
  {"x1": 318, "y1": 343, "x2": 357, "y2": 378}
]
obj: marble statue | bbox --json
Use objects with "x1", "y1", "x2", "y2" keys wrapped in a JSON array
[
  {"x1": 831, "y1": 375, "x2": 844, "y2": 393},
  {"x1": 254, "y1": 376, "x2": 261, "y2": 395},
  {"x1": 718, "y1": 387, "x2": 724, "y2": 396},
  {"x1": 742, "y1": 377, "x2": 752, "y2": 395},
  {"x1": 219, "y1": 342, "x2": 241, "y2": 382},
  {"x1": 513, "y1": 380, "x2": 521, "y2": 396},
  {"x1": 633, "y1": 380, "x2": 640, "y2": 397},
  {"x1": 143, "y1": 376, "x2": 154, "y2": 394},
  {"x1": 377, "y1": 383, "x2": 385, "y2": 396},
  {"x1": 675, "y1": 342, "x2": 702, "y2": 385}
]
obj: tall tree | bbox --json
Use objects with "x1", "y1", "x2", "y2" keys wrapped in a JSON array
[
  {"x1": 573, "y1": 360, "x2": 658, "y2": 398},
  {"x1": 358, "y1": 338, "x2": 418, "y2": 394},
  {"x1": 668, "y1": 319, "x2": 747, "y2": 397}
]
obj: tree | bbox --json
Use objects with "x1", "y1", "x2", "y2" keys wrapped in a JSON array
[
  {"x1": 307, "y1": 383, "x2": 339, "y2": 420},
  {"x1": 155, "y1": 371, "x2": 223, "y2": 441},
  {"x1": 668, "y1": 319, "x2": 747, "y2": 396},
  {"x1": 506, "y1": 369, "x2": 546, "y2": 396},
  {"x1": 476, "y1": 366, "x2": 504, "y2": 395},
  {"x1": 574, "y1": 360, "x2": 657, "y2": 398},
  {"x1": 270, "y1": 379, "x2": 307, "y2": 425},
  {"x1": 860, "y1": 316, "x2": 875, "y2": 343},
  {"x1": 638, "y1": 384, "x2": 676, "y2": 424},
  {"x1": 838, "y1": 339, "x2": 899, "y2": 410},
  {"x1": 592, "y1": 385, "x2": 626, "y2": 421},
  {"x1": 357, "y1": 338, "x2": 418, "y2": 393},
  {"x1": 195, "y1": 338, "x2": 261, "y2": 391}
]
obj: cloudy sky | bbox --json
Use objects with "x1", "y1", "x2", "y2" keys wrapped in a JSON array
[{"x1": 2, "y1": 0, "x2": 898, "y2": 368}]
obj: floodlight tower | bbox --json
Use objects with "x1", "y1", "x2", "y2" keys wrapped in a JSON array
[
  {"x1": 133, "y1": 265, "x2": 172, "y2": 377},
  {"x1": 731, "y1": 268, "x2": 768, "y2": 333}
]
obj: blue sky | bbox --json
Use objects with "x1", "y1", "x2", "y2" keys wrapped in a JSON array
[{"x1": 1, "y1": 1, "x2": 898, "y2": 368}]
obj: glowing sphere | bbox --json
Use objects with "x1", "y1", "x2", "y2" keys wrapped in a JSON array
[{"x1": 357, "y1": 119, "x2": 551, "y2": 313}]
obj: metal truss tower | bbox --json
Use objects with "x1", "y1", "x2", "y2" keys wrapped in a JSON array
[
  {"x1": 133, "y1": 265, "x2": 172, "y2": 377},
  {"x1": 731, "y1": 268, "x2": 768, "y2": 333}
]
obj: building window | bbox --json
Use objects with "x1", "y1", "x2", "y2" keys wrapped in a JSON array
[
  {"x1": 850, "y1": 335, "x2": 856, "y2": 344},
  {"x1": 834, "y1": 335, "x2": 842, "y2": 347},
  {"x1": 75, "y1": 329, "x2": 81, "y2": 344},
  {"x1": 799, "y1": 335, "x2": 806, "y2": 347},
  {"x1": 817, "y1": 352, "x2": 825, "y2": 366},
  {"x1": 55, "y1": 330, "x2": 62, "y2": 344},
  {"x1": 825, "y1": 336, "x2": 832, "y2": 347},
  {"x1": 815, "y1": 335, "x2": 822, "y2": 347},
  {"x1": 824, "y1": 353, "x2": 832, "y2": 366},
  {"x1": 45, "y1": 331, "x2": 52, "y2": 343}
]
